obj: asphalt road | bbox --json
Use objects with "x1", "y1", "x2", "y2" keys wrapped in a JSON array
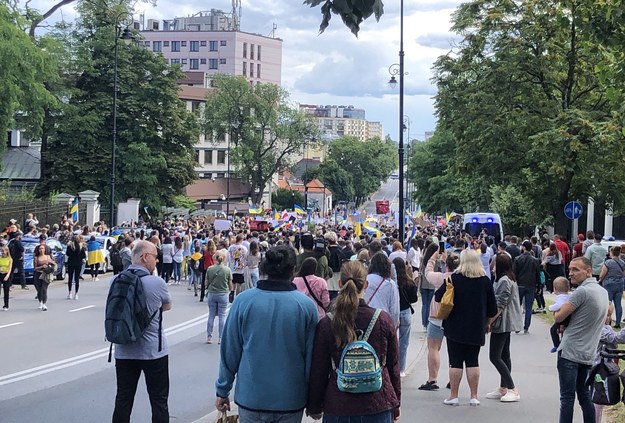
[{"x1": 361, "y1": 177, "x2": 399, "y2": 216}]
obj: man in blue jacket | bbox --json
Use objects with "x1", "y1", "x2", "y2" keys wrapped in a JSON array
[{"x1": 215, "y1": 245, "x2": 318, "y2": 422}]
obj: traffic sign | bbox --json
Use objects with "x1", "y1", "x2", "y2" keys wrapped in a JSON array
[{"x1": 564, "y1": 201, "x2": 583, "y2": 220}]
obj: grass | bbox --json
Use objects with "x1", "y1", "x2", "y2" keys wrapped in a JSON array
[{"x1": 537, "y1": 298, "x2": 625, "y2": 422}]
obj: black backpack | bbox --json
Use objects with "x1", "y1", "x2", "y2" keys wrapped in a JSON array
[
  {"x1": 104, "y1": 269, "x2": 162, "y2": 361},
  {"x1": 109, "y1": 246, "x2": 122, "y2": 268},
  {"x1": 587, "y1": 350, "x2": 622, "y2": 405}
]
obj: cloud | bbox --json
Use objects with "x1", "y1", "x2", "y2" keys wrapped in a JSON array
[{"x1": 415, "y1": 33, "x2": 461, "y2": 49}]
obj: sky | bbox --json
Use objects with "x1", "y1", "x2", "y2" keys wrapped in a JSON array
[{"x1": 29, "y1": 0, "x2": 464, "y2": 141}]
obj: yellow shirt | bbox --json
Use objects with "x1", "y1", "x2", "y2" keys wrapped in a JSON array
[{"x1": 0, "y1": 256, "x2": 11, "y2": 274}]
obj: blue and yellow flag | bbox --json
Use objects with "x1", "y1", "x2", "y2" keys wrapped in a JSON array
[
  {"x1": 249, "y1": 205, "x2": 263, "y2": 214},
  {"x1": 294, "y1": 204, "x2": 306, "y2": 215},
  {"x1": 70, "y1": 198, "x2": 79, "y2": 222}
]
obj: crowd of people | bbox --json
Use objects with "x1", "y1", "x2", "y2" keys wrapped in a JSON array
[{"x1": 3, "y1": 213, "x2": 625, "y2": 423}]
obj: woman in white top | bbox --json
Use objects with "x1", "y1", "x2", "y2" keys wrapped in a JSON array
[
  {"x1": 246, "y1": 241, "x2": 262, "y2": 288},
  {"x1": 171, "y1": 237, "x2": 184, "y2": 284},
  {"x1": 161, "y1": 236, "x2": 174, "y2": 284}
]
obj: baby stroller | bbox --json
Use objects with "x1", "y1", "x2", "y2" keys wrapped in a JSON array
[{"x1": 587, "y1": 346, "x2": 625, "y2": 406}]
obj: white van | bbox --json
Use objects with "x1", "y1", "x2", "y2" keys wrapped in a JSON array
[{"x1": 462, "y1": 212, "x2": 504, "y2": 244}]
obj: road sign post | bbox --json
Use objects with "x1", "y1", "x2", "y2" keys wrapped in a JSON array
[{"x1": 564, "y1": 201, "x2": 583, "y2": 243}]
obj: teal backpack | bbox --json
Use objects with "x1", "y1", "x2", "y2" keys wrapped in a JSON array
[{"x1": 333, "y1": 309, "x2": 383, "y2": 394}]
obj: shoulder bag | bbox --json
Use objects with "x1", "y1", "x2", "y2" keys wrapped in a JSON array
[
  {"x1": 436, "y1": 276, "x2": 454, "y2": 320},
  {"x1": 303, "y1": 276, "x2": 326, "y2": 311}
]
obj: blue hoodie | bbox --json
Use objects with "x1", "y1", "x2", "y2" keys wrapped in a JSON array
[{"x1": 215, "y1": 279, "x2": 318, "y2": 412}]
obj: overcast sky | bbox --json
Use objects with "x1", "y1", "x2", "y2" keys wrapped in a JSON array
[{"x1": 30, "y1": 0, "x2": 463, "y2": 141}]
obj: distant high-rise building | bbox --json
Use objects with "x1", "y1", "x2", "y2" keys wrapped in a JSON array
[{"x1": 299, "y1": 104, "x2": 383, "y2": 142}]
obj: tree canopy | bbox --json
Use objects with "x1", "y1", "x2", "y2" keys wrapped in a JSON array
[
  {"x1": 202, "y1": 74, "x2": 319, "y2": 204},
  {"x1": 312, "y1": 136, "x2": 396, "y2": 206},
  {"x1": 417, "y1": 0, "x2": 625, "y2": 234},
  {"x1": 304, "y1": 0, "x2": 384, "y2": 36}
]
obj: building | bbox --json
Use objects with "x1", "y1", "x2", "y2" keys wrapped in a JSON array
[
  {"x1": 1, "y1": 130, "x2": 40, "y2": 190},
  {"x1": 140, "y1": 10, "x2": 283, "y2": 86},
  {"x1": 299, "y1": 104, "x2": 383, "y2": 142}
]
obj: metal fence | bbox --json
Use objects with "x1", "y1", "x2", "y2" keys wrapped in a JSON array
[{"x1": 0, "y1": 200, "x2": 70, "y2": 229}]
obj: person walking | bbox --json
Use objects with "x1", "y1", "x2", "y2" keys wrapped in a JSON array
[
  {"x1": 171, "y1": 237, "x2": 184, "y2": 285},
  {"x1": 598, "y1": 246, "x2": 625, "y2": 328},
  {"x1": 486, "y1": 253, "x2": 523, "y2": 403},
  {"x1": 205, "y1": 250, "x2": 231, "y2": 344},
  {"x1": 419, "y1": 243, "x2": 440, "y2": 331},
  {"x1": 214, "y1": 246, "x2": 318, "y2": 422},
  {"x1": 86, "y1": 236, "x2": 104, "y2": 281},
  {"x1": 513, "y1": 241, "x2": 541, "y2": 334},
  {"x1": 435, "y1": 249, "x2": 497, "y2": 406},
  {"x1": 160, "y1": 236, "x2": 174, "y2": 284},
  {"x1": 8, "y1": 231, "x2": 27, "y2": 290},
  {"x1": 65, "y1": 234, "x2": 86, "y2": 300},
  {"x1": 584, "y1": 233, "x2": 608, "y2": 280},
  {"x1": 366, "y1": 252, "x2": 400, "y2": 328},
  {"x1": 293, "y1": 257, "x2": 330, "y2": 320},
  {"x1": 0, "y1": 246, "x2": 13, "y2": 310},
  {"x1": 246, "y1": 241, "x2": 261, "y2": 289},
  {"x1": 394, "y1": 257, "x2": 418, "y2": 378},
  {"x1": 111, "y1": 240, "x2": 172, "y2": 423},
  {"x1": 34, "y1": 244, "x2": 55, "y2": 311},
  {"x1": 306, "y1": 260, "x2": 401, "y2": 422},
  {"x1": 554, "y1": 257, "x2": 608, "y2": 423}
]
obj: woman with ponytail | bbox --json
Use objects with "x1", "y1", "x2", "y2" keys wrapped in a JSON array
[{"x1": 307, "y1": 261, "x2": 401, "y2": 422}]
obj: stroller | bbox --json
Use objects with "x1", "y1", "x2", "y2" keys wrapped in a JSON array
[{"x1": 587, "y1": 346, "x2": 625, "y2": 406}]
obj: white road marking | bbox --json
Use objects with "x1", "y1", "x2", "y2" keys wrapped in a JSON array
[
  {"x1": 0, "y1": 313, "x2": 209, "y2": 386},
  {"x1": 0, "y1": 322, "x2": 24, "y2": 329},
  {"x1": 69, "y1": 305, "x2": 95, "y2": 313}
]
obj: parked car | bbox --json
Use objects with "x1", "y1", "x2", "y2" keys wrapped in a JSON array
[{"x1": 23, "y1": 237, "x2": 66, "y2": 283}]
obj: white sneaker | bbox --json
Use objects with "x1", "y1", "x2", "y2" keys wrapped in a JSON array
[
  {"x1": 486, "y1": 388, "x2": 506, "y2": 399},
  {"x1": 500, "y1": 390, "x2": 520, "y2": 402},
  {"x1": 38, "y1": 302, "x2": 43, "y2": 309},
  {"x1": 400, "y1": 372, "x2": 407, "y2": 378},
  {"x1": 73, "y1": 294, "x2": 78, "y2": 300},
  {"x1": 94, "y1": 277, "x2": 99, "y2": 281},
  {"x1": 2, "y1": 306, "x2": 8, "y2": 311},
  {"x1": 67, "y1": 293, "x2": 72, "y2": 300},
  {"x1": 42, "y1": 304, "x2": 47, "y2": 311}
]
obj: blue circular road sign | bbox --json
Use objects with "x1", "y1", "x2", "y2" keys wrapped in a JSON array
[{"x1": 564, "y1": 201, "x2": 583, "y2": 220}]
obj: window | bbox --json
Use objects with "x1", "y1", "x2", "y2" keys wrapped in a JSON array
[
  {"x1": 208, "y1": 59, "x2": 218, "y2": 69},
  {"x1": 171, "y1": 59, "x2": 180, "y2": 65},
  {"x1": 204, "y1": 150, "x2": 213, "y2": 164},
  {"x1": 152, "y1": 41, "x2": 162, "y2": 52},
  {"x1": 143, "y1": 41, "x2": 150, "y2": 47},
  {"x1": 194, "y1": 149, "x2": 200, "y2": 163},
  {"x1": 250, "y1": 64, "x2": 254, "y2": 77},
  {"x1": 217, "y1": 150, "x2": 226, "y2": 164},
  {"x1": 200, "y1": 58, "x2": 206, "y2": 64},
  {"x1": 190, "y1": 59, "x2": 199, "y2": 69},
  {"x1": 200, "y1": 41, "x2": 207, "y2": 47},
  {"x1": 243, "y1": 42, "x2": 247, "y2": 58},
  {"x1": 171, "y1": 41, "x2": 180, "y2": 52},
  {"x1": 250, "y1": 44, "x2": 255, "y2": 60},
  {"x1": 257, "y1": 45, "x2": 261, "y2": 61},
  {"x1": 163, "y1": 41, "x2": 170, "y2": 47},
  {"x1": 220, "y1": 40, "x2": 227, "y2": 46},
  {"x1": 217, "y1": 173, "x2": 225, "y2": 178},
  {"x1": 190, "y1": 41, "x2": 199, "y2": 52},
  {"x1": 181, "y1": 58, "x2": 187, "y2": 65},
  {"x1": 209, "y1": 41, "x2": 218, "y2": 51},
  {"x1": 219, "y1": 58, "x2": 226, "y2": 65},
  {"x1": 191, "y1": 101, "x2": 201, "y2": 112},
  {"x1": 181, "y1": 41, "x2": 187, "y2": 47},
  {"x1": 257, "y1": 63, "x2": 261, "y2": 78},
  {"x1": 242, "y1": 61, "x2": 247, "y2": 76}
]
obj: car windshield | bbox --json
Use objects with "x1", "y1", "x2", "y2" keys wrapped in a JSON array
[
  {"x1": 464, "y1": 223, "x2": 502, "y2": 239},
  {"x1": 23, "y1": 241, "x2": 38, "y2": 254}
]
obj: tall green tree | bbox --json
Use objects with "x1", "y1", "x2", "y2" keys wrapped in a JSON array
[
  {"x1": 40, "y1": 1, "x2": 198, "y2": 209},
  {"x1": 315, "y1": 136, "x2": 396, "y2": 206},
  {"x1": 431, "y1": 0, "x2": 625, "y2": 234},
  {"x1": 202, "y1": 74, "x2": 319, "y2": 204},
  {"x1": 0, "y1": 4, "x2": 56, "y2": 154}
]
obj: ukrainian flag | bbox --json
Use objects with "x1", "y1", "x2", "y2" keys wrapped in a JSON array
[
  {"x1": 249, "y1": 205, "x2": 263, "y2": 214},
  {"x1": 70, "y1": 198, "x2": 79, "y2": 222},
  {"x1": 294, "y1": 204, "x2": 306, "y2": 215}
]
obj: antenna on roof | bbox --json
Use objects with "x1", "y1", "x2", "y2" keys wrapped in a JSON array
[
  {"x1": 268, "y1": 23, "x2": 277, "y2": 38},
  {"x1": 232, "y1": 0, "x2": 241, "y2": 30}
]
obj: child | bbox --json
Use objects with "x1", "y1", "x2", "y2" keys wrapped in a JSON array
[
  {"x1": 548, "y1": 277, "x2": 571, "y2": 353},
  {"x1": 594, "y1": 303, "x2": 625, "y2": 422}
]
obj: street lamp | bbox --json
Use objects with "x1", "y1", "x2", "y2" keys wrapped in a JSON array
[
  {"x1": 388, "y1": 0, "x2": 406, "y2": 244},
  {"x1": 111, "y1": 22, "x2": 133, "y2": 229}
]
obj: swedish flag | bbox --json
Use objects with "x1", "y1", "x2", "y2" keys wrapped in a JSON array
[{"x1": 70, "y1": 198, "x2": 79, "y2": 222}]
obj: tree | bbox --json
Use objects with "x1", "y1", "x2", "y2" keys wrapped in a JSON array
[
  {"x1": 0, "y1": 4, "x2": 56, "y2": 155},
  {"x1": 202, "y1": 74, "x2": 319, "y2": 204},
  {"x1": 315, "y1": 136, "x2": 396, "y2": 206},
  {"x1": 431, "y1": 0, "x2": 625, "y2": 234},
  {"x1": 304, "y1": 0, "x2": 384, "y2": 36},
  {"x1": 39, "y1": 1, "x2": 199, "y2": 209},
  {"x1": 271, "y1": 188, "x2": 304, "y2": 211}
]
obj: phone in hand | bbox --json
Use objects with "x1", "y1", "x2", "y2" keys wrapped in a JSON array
[{"x1": 439, "y1": 241, "x2": 445, "y2": 252}]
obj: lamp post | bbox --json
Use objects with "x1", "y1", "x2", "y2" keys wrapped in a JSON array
[
  {"x1": 111, "y1": 23, "x2": 133, "y2": 229},
  {"x1": 403, "y1": 116, "x2": 410, "y2": 213},
  {"x1": 388, "y1": 0, "x2": 406, "y2": 244}
]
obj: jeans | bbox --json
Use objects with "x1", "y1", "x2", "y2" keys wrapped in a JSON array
[
  {"x1": 322, "y1": 410, "x2": 392, "y2": 423},
  {"x1": 12, "y1": 260, "x2": 26, "y2": 287},
  {"x1": 420, "y1": 288, "x2": 434, "y2": 327},
  {"x1": 603, "y1": 282, "x2": 623, "y2": 325},
  {"x1": 398, "y1": 308, "x2": 412, "y2": 372},
  {"x1": 113, "y1": 356, "x2": 169, "y2": 423},
  {"x1": 172, "y1": 261, "x2": 181, "y2": 283},
  {"x1": 249, "y1": 268, "x2": 260, "y2": 288},
  {"x1": 489, "y1": 332, "x2": 514, "y2": 389},
  {"x1": 1, "y1": 275, "x2": 10, "y2": 308},
  {"x1": 206, "y1": 293, "x2": 228, "y2": 339},
  {"x1": 67, "y1": 264, "x2": 81, "y2": 294},
  {"x1": 557, "y1": 355, "x2": 595, "y2": 423},
  {"x1": 238, "y1": 408, "x2": 303, "y2": 423},
  {"x1": 518, "y1": 286, "x2": 535, "y2": 331}
]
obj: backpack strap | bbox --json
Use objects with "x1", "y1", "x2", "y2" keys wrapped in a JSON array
[
  {"x1": 361, "y1": 309, "x2": 381, "y2": 342},
  {"x1": 303, "y1": 276, "x2": 326, "y2": 311},
  {"x1": 367, "y1": 278, "x2": 386, "y2": 305}
]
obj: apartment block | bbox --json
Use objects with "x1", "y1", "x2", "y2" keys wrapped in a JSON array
[{"x1": 299, "y1": 104, "x2": 384, "y2": 142}]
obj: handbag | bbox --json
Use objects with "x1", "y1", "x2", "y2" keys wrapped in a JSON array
[
  {"x1": 436, "y1": 276, "x2": 454, "y2": 320},
  {"x1": 214, "y1": 411, "x2": 239, "y2": 423},
  {"x1": 303, "y1": 276, "x2": 326, "y2": 311}
]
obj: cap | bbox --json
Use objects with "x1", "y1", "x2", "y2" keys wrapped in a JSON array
[
  {"x1": 578, "y1": 234, "x2": 584, "y2": 240},
  {"x1": 9, "y1": 219, "x2": 16, "y2": 224}
]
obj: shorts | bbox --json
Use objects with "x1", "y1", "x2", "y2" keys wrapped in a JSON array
[
  {"x1": 446, "y1": 338, "x2": 481, "y2": 369},
  {"x1": 232, "y1": 273, "x2": 245, "y2": 284},
  {"x1": 427, "y1": 321, "x2": 444, "y2": 340}
]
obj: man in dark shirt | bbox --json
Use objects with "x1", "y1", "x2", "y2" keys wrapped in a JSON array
[
  {"x1": 513, "y1": 241, "x2": 541, "y2": 333},
  {"x1": 8, "y1": 231, "x2": 27, "y2": 289},
  {"x1": 505, "y1": 236, "x2": 522, "y2": 261}
]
